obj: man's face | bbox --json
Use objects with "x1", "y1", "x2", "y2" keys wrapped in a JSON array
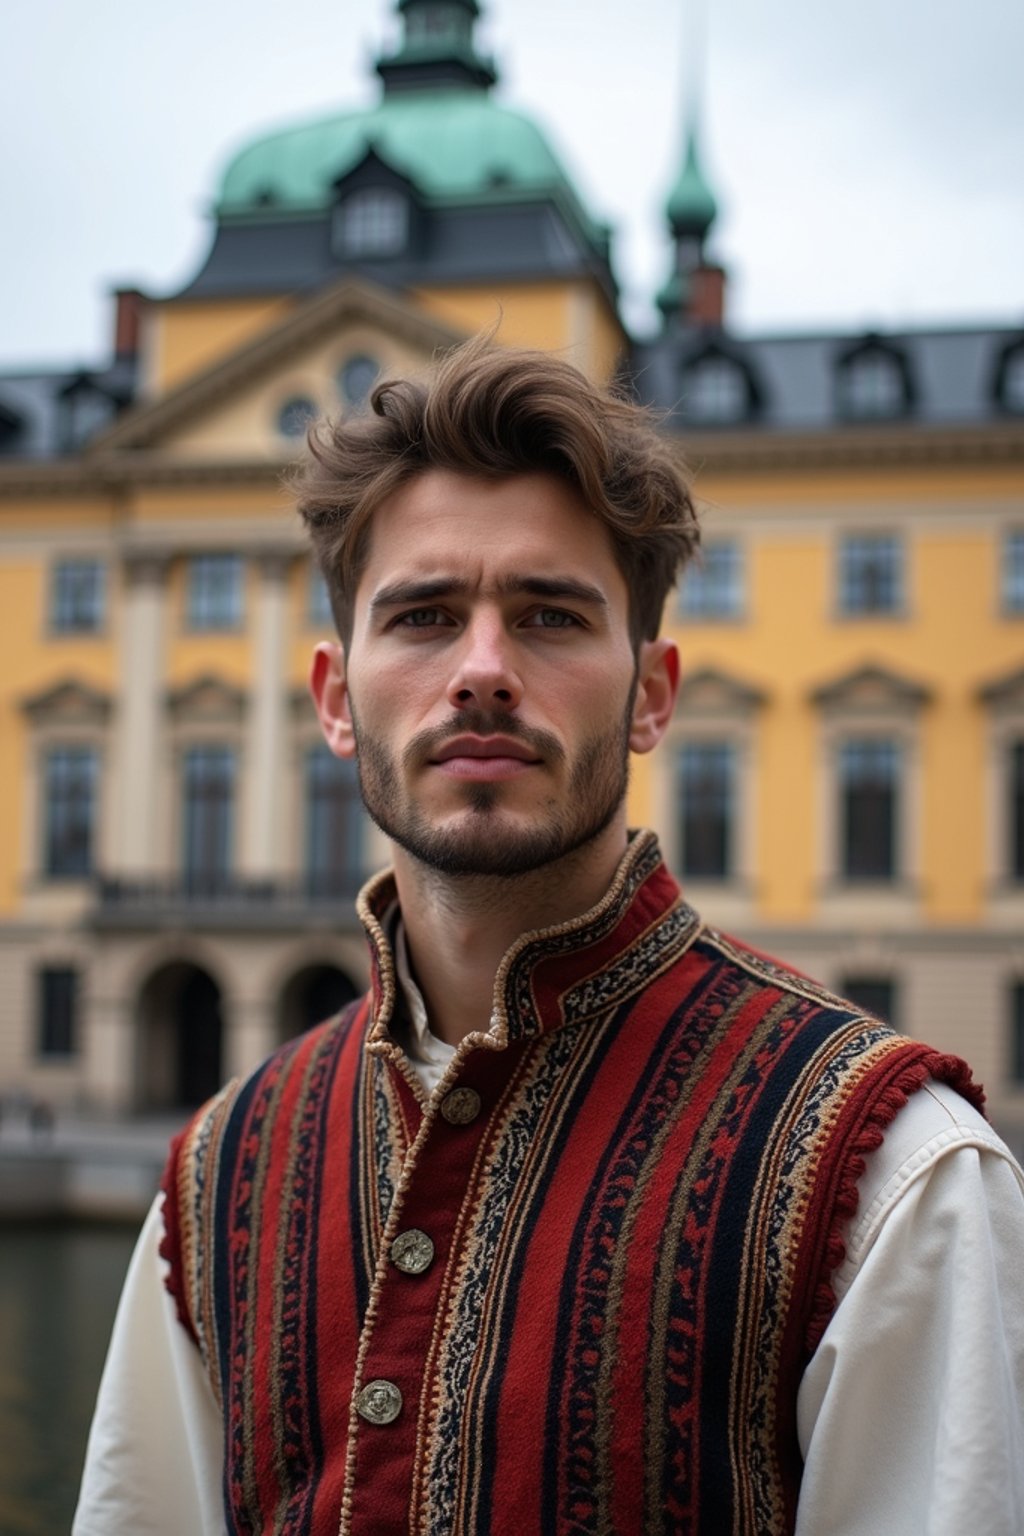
[{"x1": 311, "y1": 469, "x2": 675, "y2": 879}]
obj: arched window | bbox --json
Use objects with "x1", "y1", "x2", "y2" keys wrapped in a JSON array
[
  {"x1": 836, "y1": 339, "x2": 913, "y2": 421},
  {"x1": 277, "y1": 396, "x2": 318, "y2": 440},
  {"x1": 994, "y1": 341, "x2": 1024, "y2": 415},
  {"x1": 681, "y1": 353, "x2": 752, "y2": 425},
  {"x1": 338, "y1": 354, "x2": 380, "y2": 409}
]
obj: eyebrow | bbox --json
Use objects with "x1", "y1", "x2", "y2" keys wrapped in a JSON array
[{"x1": 368, "y1": 574, "x2": 609, "y2": 615}]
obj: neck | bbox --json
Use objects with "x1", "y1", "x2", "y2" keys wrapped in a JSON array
[{"x1": 391, "y1": 821, "x2": 630, "y2": 1046}]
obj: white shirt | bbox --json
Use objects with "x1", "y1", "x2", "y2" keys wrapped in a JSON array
[{"x1": 75, "y1": 1073, "x2": 1024, "y2": 1534}]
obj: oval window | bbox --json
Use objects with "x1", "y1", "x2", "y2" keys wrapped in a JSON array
[
  {"x1": 277, "y1": 396, "x2": 318, "y2": 438},
  {"x1": 339, "y1": 355, "x2": 380, "y2": 409}
]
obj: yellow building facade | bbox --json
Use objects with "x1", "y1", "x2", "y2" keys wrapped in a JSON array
[{"x1": 1, "y1": 1, "x2": 1023, "y2": 1150}]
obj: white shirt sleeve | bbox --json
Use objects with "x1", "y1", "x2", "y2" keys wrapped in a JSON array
[
  {"x1": 795, "y1": 1081, "x2": 1024, "y2": 1536},
  {"x1": 75, "y1": 1086, "x2": 1024, "y2": 1535},
  {"x1": 72, "y1": 1196, "x2": 226, "y2": 1536}
]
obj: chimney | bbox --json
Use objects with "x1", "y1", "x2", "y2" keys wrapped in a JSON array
[
  {"x1": 686, "y1": 265, "x2": 726, "y2": 328},
  {"x1": 112, "y1": 287, "x2": 146, "y2": 362}
]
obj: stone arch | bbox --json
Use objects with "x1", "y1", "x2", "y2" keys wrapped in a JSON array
[
  {"x1": 276, "y1": 962, "x2": 360, "y2": 1045},
  {"x1": 135, "y1": 959, "x2": 225, "y2": 1110}
]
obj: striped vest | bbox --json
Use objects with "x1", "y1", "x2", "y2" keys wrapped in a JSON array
[{"x1": 161, "y1": 832, "x2": 982, "y2": 1535}]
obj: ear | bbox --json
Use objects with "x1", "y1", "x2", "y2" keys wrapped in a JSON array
[
  {"x1": 309, "y1": 642, "x2": 357, "y2": 759},
  {"x1": 629, "y1": 638, "x2": 679, "y2": 755}
]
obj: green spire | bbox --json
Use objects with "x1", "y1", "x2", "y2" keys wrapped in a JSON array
[
  {"x1": 665, "y1": 122, "x2": 717, "y2": 238},
  {"x1": 377, "y1": 0, "x2": 498, "y2": 93}
]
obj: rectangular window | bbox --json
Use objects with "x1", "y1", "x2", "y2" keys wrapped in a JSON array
[
  {"x1": 51, "y1": 559, "x2": 105, "y2": 633},
  {"x1": 305, "y1": 745, "x2": 363, "y2": 897},
  {"x1": 44, "y1": 747, "x2": 98, "y2": 878},
  {"x1": 840, "y1": 738, "x2": 900, "y2": 881},
  {"x1": 840, "y1": 975, "x2": 897, "y2": 1027},
  {"x1": 182, "y1": 746, "x2": 235, "y2": 894},
  {"x1": 839, "y1": 534, "x2": 903, "y2": 616},
  {"x1": 679, "y1": 541, "x2": 743, "y2": 620},
  {"x1": 186, "y1": 554, "x2": 243, "y2": 631},
  {"x1": 1011, "y1": 741, "x2": 1024, "y2": 882},
  {"x1": 1004, "y1": 532, "x2": 1024, "y2": 615},
  {"x1": 38, "y1": 966, "x2": 78, "y2": 1057},
  {"x1": 308, "y1": 567, "x2": 334, "y2": 629},
  {"x1": 1012, "y1": 982, "x2": 1024, "y2": 1085},
  {"x1": 678, "y1": 741, "x2": 735, "y2": 880}
]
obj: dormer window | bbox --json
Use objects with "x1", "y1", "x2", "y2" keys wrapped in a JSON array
[
  {"x1": 333, "y1": 188, "x2": 408, "y2": 259},
  {"x1": 836, "y1": 339, "x2": 914, "y2": 421},
  {"x1": 994, "y1": 340, "x2": 1024, "y2": 415},
  {"x1": 680, "y1": 350, "x2": 759, "y2": 426}
]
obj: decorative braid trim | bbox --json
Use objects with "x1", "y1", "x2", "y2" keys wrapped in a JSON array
[
  {"x1": 805, "y1": 1045, "x2": 986, "y2": 1353},
  {"x1": 158, "y1": 1125, "x2": 198, "y2": 1346}
]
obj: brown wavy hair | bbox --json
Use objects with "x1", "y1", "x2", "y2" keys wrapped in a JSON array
[{"x1": 294, "y1": 335, "x2": 699, "y2": 648}]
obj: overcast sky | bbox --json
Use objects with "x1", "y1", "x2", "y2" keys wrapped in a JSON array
[{"x1": 2, "y1": 0, "x2": 1021, "y2": 370}]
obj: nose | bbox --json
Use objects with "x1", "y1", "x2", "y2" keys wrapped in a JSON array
[{"x1": 447, "y1": 613, "x2": 523, "y2": 712}]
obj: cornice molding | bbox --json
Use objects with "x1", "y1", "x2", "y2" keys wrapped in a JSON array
[{"x1": 672, "y1": 419, "x2": 1024, "y2": 474}]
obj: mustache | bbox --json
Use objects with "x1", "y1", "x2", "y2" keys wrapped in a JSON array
[{"x1": 402, "y1": 711, "x2": 564, "y2": 770}]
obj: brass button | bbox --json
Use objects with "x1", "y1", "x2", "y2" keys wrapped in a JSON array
[
  {"x1": 390, "y1": 1228, "x2": 435, "y2": 1275},
  {"x1": 356, "y1": 1379, "x2": 402, "y2": 1425},
  {"x1": 440, "y1": 1086, "x2": 481, "y2": 1125}
]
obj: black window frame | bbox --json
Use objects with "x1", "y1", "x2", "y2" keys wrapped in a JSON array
[
  {"x1": 182, "y1": 744, "x2": 236, "y2": 895},
  {"x1": 1011, "y1": 981, "x2": 1024, "y2": 1085},
  {"x1": 679, "y1": 539, "x2": 743, "y2": 621},
  {"x1": 839, "y1": 736, "x2": 901, "y2": 882},
  {"x1": 1002, "y1": 531, "x2": 1024, "y2": 616},
  {"x1": 839, "y1": 533, "x2": 904, "y2": 617},
  {"x1": 37, "y1": 965, "x2": 78, "y2": 1058},
  {"x1": 43, "y1": 745, "x2": 98, "y2": 879},
  {"x1": 678, "y1": 740, "x2": 736, "y2": 881},
  {"x1": 305, "y1": 744, "x2": 364, "y2": 898},
  {"x1": 51, "y1": 558, "x2": 106, "y2": 635},
  {"x1": 840, "y1": 974, "x2": 898, "y2": 1027},
  {"x1": 185, "y1": 554, "x2": 243, "y2": 633}
]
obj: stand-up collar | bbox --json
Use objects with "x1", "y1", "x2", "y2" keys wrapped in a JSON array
[{"x1": 357, "y1": 831, "x2": 699, "y2": 1058}]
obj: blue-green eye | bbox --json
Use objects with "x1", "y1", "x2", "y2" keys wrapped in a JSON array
[
  {"x1": 399, "y1": 608, "x2": 444, "y2": 627},
  {"x1": 530, "y1": 609, "x2": 578, "y2": 628}
]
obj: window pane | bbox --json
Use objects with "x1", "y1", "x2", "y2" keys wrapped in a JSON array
[
  {"x1": 38, "y1": 967, "x2": 78, "y2": 1056},
  {"x1": 683, "y1": 357, "x2": 748, "y2": 424},
  {"x1": 679, "y1": 541, "x2": 742, "y2": 619},
  {"x1": 678, "y1": 741, "x2": 734, "y2": 880},
  {"x1": 839, "y1": 535, "x2": 903, "y2": 615},
  {"x1": 1003, "y1": 531, "x2": 1024, "y2": 614},
  {"x1": 842, "y1": 352, "x2": 905, "y2": 418},
  {"x1": 52, "y1": 560, "x2": 105, "y2": 633},
  {"x1": 183, "y1": 746, "x2": 235, "y2": 893},
  {"x1": 1011, "y1": 740, "x2": 1024, "y2": 882},
  {"x1": 840, "y1": 975, "x2": 897, "y2": 1027},
  {"x1": 186, "y1": 555, "x2": 242, "y2": 631},
  {"x1": 338, "y1": 355, "x2": 379, "y2": 409},
  {"x1": 334, "y1": 190, "x2": 408, "y2": 258},
  {"x1": 44, "y1": 747, "x2": 97, "y2": 877},
  {"x1": 308, "y1": 567, "x2": 334, "y2": 628},
  {"x1": 305, "y1": 745, "x2": 364, "y2": 896},
  {"x1": 840, "y1": 738, "x2": 899, "y2": 880},
  {"x1": 277, "y1": 397, "x2": 318, "y2": 439}
]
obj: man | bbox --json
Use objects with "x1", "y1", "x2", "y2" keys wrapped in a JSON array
[{"x1": 76, "y1": 339, "x2": 1024, "y2": 1535}]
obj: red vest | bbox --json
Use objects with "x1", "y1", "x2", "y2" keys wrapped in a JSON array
[{"x1": 161, "y1": 833, "x2": 982, "y2": 1534}]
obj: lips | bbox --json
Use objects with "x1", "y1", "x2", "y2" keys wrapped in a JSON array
[{"x1": 430, "y1": 736, "x2": 542, "y2": 765}]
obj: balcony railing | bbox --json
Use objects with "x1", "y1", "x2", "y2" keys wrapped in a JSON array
[{"x1": 91, "y1": 872, "x2": 366, "y2": 929}]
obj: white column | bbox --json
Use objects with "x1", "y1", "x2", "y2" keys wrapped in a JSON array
[
  {"x1": 241, "y1": 551, "x2": 292, "y2": 878},
  {"x1": 114, "y1": 552, "x2": 168, "y2": 876}
]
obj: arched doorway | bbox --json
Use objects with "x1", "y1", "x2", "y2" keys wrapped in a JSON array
[
  {"x1": 277, "y1": 964, "x2": 359, "y2": 1044},
  {"x1": 136, "y1": 961, "x2": 224, "y2": 1110}
]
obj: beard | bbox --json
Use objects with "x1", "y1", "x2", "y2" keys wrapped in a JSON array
[{"x1": 350, "y1": 697, "x2": 635, "y2": 879}]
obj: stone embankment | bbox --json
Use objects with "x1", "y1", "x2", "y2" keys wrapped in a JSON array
[{"x1": 0, "y1": 1103, "x2": 184, "y2": 1220}]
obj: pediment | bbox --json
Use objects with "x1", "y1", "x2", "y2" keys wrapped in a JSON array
[
  {"x1": 676, "y1": 665, "x2": 767, "y2": 716},
  {"x1": 22, "y1": 677, "x2": 112, "y2": 725},
  {"x1": 89, "y1": 278, "x2": 468, "y2": 458},
  {"x1": 977, "y1": 665, "x2": 1024, "y2": 711},
  {"x1": 810, "y1": 662, "x2": 931, "y2": 713},
  {"x1": 166, "y1": 674, "x2": 247, "y2": 722}
]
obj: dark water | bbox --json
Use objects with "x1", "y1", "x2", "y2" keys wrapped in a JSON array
[{"x1": 0, "y1": 1222, "x2": 139, "y2": 1536}]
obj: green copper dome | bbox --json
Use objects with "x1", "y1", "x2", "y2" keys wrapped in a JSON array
[
  {"x1": 665, "y1": 128, "x2": 718, "y2": 237},
  {"x1": 217, "y1": 90, "x2": 588, "y2": 224}
]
